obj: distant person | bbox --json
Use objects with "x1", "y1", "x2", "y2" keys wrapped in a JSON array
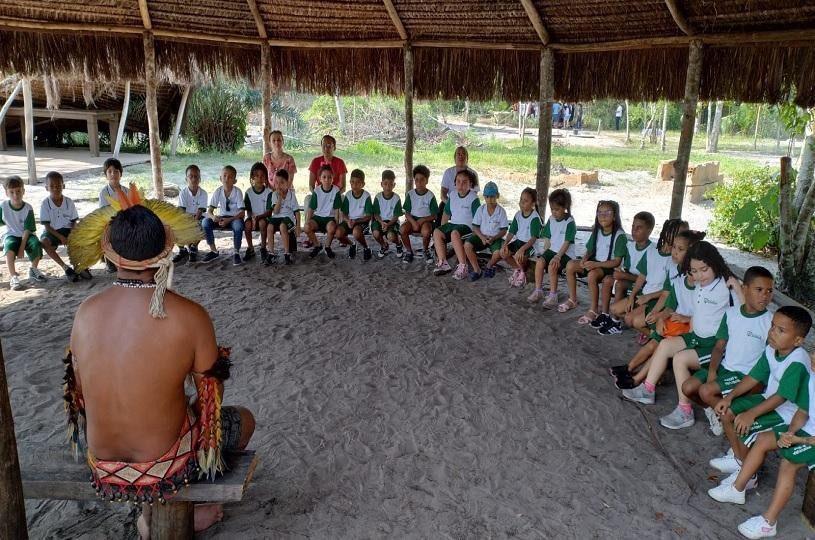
[
  {"x1": 615, "y1": 103, "x2": 624, "y2": 130},
  {"x1": 242, "y1": 162, "x2": 272, "y2": 262},
  {"x1": 174, "y1": 164, "x2": 208, "y2": 264},
  {"x1": 372, "y1": 170, "x2": 403, "y2": 259},
  {"x1": 558, "y1": 103, "x2": 565, "y2": 128},
  {"x1": 305, "y1": 164, "x2": 342, "y2": 259},
  {"x1": 563, "y1": 104, "x2": 572, "y2": 128},
  {"x1": 439, "y1": 146, "x2": 478, "y2": 223},
  {"x1": 400, "y1": 165, "x2": 438, "y2": 264},
  {"x1": 552, "y1": 101, "x2": 561, "y2": 127},
  {"x1": 40, "y1": 171, "x2": 83, "y2": 282},
  {"x1": 262, "y1": 130, "x2": 297, "y2": 190},
  {"x1": 528, "y1": 188, "x2": 576, "y2": 308},
  {"x1": 201, "y1": 165, "x2": 245, "y2": 265},
  {"x1": 433, "y1": 169, "x2": 480, "y2": 277},
  {"x1": 575, "y1": 103, "x2": 583, "y2": 130},
  {"x1": 308, "y1": 134, "x2": 347, "y2": 193},
  {"x1": 264, "y1": 169, "x2": 299, "y2": 266},
  {"x1": 463, "y1": 181, "x2": 507, "y2": 281},
  {"x1": 337, "y1": 169, "x2": 373, "y2": 261},
  {"x1": 99, "y1": 158, "x2": 130, "y2": 272},
  {"x1": 2, "y1": 176, "x2": 46, "y2": 290},
  {"x1": 499, "y1": 187, "x2": 541, "y2": 287}
]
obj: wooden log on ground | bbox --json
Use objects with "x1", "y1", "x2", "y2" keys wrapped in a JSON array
[
  {"x1": 22, "y1": 78, "x2": 37, "y2": 185},
  {"x1": 669, "y1": 40, "x2": 703, "y2": 219},
  {"x1": 404, "y1": 45, "x2": 415, "y2": 193},
  {"x1": 535, "y1": 48, "x2": 554, "y2": 218},
  {"x1": 143, "y1": 31, "x2": 164, "y2": 199},
  {"x1": 0, "y1": 340, "x2": 28, "y2": 540},
  {"x1": 151, "y1": 502, "x2": 193, "y2": 540},
  {"x1": 170, "y1": 85, "x2": 191, "y2": 157}
]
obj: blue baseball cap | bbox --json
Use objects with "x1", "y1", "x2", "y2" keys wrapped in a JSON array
[{"x1": 483, "y1": 181, "x2": 499, "y2": 197}]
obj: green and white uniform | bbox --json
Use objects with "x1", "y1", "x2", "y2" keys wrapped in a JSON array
[
  {"x1": 309, "y1": 185, "x2": 342, "y2": 231},
  {"x1": 506, "y1": 209, "x2": 542, "y2": 254},
  {"x1": 683, "y1": 276, "x2": 736, "y2": 358},
  {"x1": 468, "y1": 204, "x2": 508, "y2": 252},
  {"x1": 585, "y1": 228, "x2": 627, "y2": 262},
  {"x1": 178, "y1": 186, "x2": 208, "y2": 215},
  {"x1": 733, "y1": 345, "x2": 811, "y2": 446},
  {"x1": 1, "y1": 200, "x2": 41, "y2": 259},
  {"x1": 403, "y1": 188, "x2": 438, "y2": 219},
  {"x1": 267, "y1": 189, "x2": 299, "y2": 228},
  {"x1": 538, "y1": 214, "x2": 576, "y2": 262},
  {"x1": 636, "y1": 245, "x2": 674, "y2": 295},
  {"x1": 372, "y1": 192, "x2": 403, "y2": 234},
  {"x1": 244, "y1": 186, "x2": 272, "y2": 218},
  {"x1": 624, "y1": 239, "x2": 651, "y2": 275},
  {"x1": 776, "y1": 375, "x2": 815, "y2": 468},
  {"x1": 440, "y1": 190, "x2": 480, "y2": 239},
  {"x1": 39, "y1": 196, "x2": 78, "y2": 246},
  {"x1": 340, "y1": 190, "x2": 373, "y2": 233}
]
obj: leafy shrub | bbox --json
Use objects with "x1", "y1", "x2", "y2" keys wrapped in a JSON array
[
  {"x1": 184, "y1": 83, "x2": 249, "y2": 153},
  {"x1": 708, "y1": 166, "x2": 780, "y2": 252}
]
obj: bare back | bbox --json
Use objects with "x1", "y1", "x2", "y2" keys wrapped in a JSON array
[{"x1": 70, "y1": 287, "x2": 217, "y2": 462}]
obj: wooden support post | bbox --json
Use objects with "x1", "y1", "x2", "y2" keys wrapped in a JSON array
[
  {"x1": 108, "y1": 118, "x2": 119, "y2": 152},
  {"x1": 669, "y1": 40, "x2": 703, "y2": 219},
  {"x1": 660, "y1": 101, "x2": 669, "y2": 152},
  {"x1": 624, "y1": 99, "x2": 630, "y2": 143},
  {"x1": 87, "y1": 116, "x2": 99, "y2": 157},
  {"x1": 170, "y1": 85, "x2": 191, "y2": 157},
  {"x1": 536, "y1": 48, "x2": 554, "y2": 218},
  {"x1": 143, "y1": 32, "x2": 164, "y2": 199},
  {"x1": 404, "y1": 45, "x2": 414, "y2": 193},
  {"x1": 0, "y1": 121, "x2": 6, "y2": 151},
  {"x1": 0, "y1": 340, "x2": 28, "y2": 540},
  {"x1": 114, "y1": 81, "x2": 131, "y2": 158},
  {"x1": 260, "y1": 45, "x2": 272, "y2": 156},
  {"x1": 150, "y1": 502, "x2": 193, "y2": 540},
  {"x1": 0, "y1": 80, "x2": 22, "y2": 126},
  {"x1": 22, "y1": 79, "x2": 37, "y2": 185},
  {"x1": 753, "y1": 104, "x2": 762, "y2": 151}
]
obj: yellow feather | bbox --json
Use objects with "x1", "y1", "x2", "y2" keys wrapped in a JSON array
[
  {"x1": 67, "y1": 206, "x2": 117, "y2": 271},
  {"x1": 142, "y1": 200, "x2": 204, "y2": 246}
]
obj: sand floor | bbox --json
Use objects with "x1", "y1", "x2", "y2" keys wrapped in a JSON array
[{"x1": 2, "y1": 234, "x2": 813, "y2": 539}]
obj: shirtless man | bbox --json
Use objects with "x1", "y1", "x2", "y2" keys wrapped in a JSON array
[{"x1": 67, "y1": 202, "x2": 255, "y2": 537}]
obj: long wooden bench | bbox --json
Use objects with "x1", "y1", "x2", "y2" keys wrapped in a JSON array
[{"x1": 20, "y1": 445, "x2": 258, "y2": 539}]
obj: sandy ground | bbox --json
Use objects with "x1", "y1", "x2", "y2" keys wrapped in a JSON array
[{"x1": 1, "y1": 228, "x2": 813, "y2": 539}]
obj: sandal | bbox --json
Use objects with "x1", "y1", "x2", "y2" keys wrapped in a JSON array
[
  {"x1": 557, "y1": 298, "x2": 577, "y2": 313},
  {"x1": 637, "y1": 334, "x2": 651, "y2": 346},
  {"x1": 577, "y1": 310, "x2": 598, "y2": 325}
]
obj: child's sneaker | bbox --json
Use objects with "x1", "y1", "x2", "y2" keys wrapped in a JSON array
[
  {"x1": 403, "y1": 251, "x2": 414, "y2": 263},
  {"x1": 9, "y1": 275, "x2": 23, "y2": 291},
  {"x1": 202, "y1": 251, "x2": 219, "y2": 263},
  {"x1": 710, "y1": 449, "x2": 740, "y2": 473},
  {"x1": 29, "y1": 268, "x2": 47, "y2": 282},
  {"x1": 349, "y1": 243, "x2": 357, "y2": 259},
  {"x1": 721, "y1": 470, "x2": 758, "y2": 491},
  {"x1": 424, "y1": 249, "x2": 433, "y2": 263},
  {"x1": 325, "y1": 247, "x2": 336, "y2": 259},
  {"x1": 377, "y1": 247, "x2": 389, "y2": 259},
  {"x1": 284, "y1": 253, "x2": 293, "y2": 265},
  {"x1": 64, "y1": 266, "x2": 79, "y2": 282},
  {"x1": 264, "y1": 253, "x2": 276, "y2": 266},
  {"x1": 542, "y1": 292, "x2": 559, "y2": 309},
  {"x1": 705, "y1": 407, "x2": 724, "y2": 436},
  {"x1": 188, "y1": 250, "x2": 198, "y2": 263},
  {"x1": 78, "y1": 269, "x2": 93, "y2": 280},
  {"x1": 483, "y1": 266, "x2": 496, "y2": 278},
  {"x1": 242, "y1": 248, "x2": 255, "y2": 262},
  {"x1": 469, "y1": 271, "x2": 482, "y2": 282},
  {"x1": 433, "y1": 260, "x2": 452, "y2": 275},
  {"x1": 527, "y1": 288, "x2": 544, "y2": 303},
  {"x1": 621, "y1": 384, "x2": 655, "y2": 404},
  {"x1": 232, "y1": 253, "x2": 242, "y2": 266},
  {"x1": 659, "y1": 406, "x2": 695, "y2": 430},
  {"x1": 508, "y1": 268, "x2": 526, "y2": 288},
  {"x1": 452, "y1": 263, "x2": 468, "y2": 280},
  {"x1": 590, "y1": 313, "x2": 611, "y2": 329},
  {"x1": 738, "y1": 515, "x2": 776, "y2": 539},
  {"x1": 396, "y1": 245, "x2": 403, "y2": 258},
  {"x1": 363, "y1": 248, "x2": 372, "y2": 261},
  {"x1": 598, "y1": 318, "x2": 624, "y2": 335},
  {"x1": 610, "y1": 364, "x2": 630, "y2": 377},
  {"x1": 172, "y1": 248, "x2": 189, "y2": 264},
  {"x1": 614, "y1": 374, "x2": 637, "y2": 390},
  {"x1": 707, "y1": 482, "x2": 745, "y2": 504},
  {"x1": 260, "y1": 247, "x2": 268, "y2": 260},
  {"x1": 309, "y1": 246, "x2": 322, "y2": 258}
]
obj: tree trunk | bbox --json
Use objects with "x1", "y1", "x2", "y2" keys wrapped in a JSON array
[
  {"x1": 706, "y1": 101, "x2": 713, "y2": 151},
  {"x1": 752, "y1": 104, "x2": 762, "y2": 151},
  {"x1": 334, "y1": 92, "x2": 346, "y2": 134},
  {"x1": 795, "y1": 128, "x2": 815, "y2": 210},
  {"x1": 464, "y1": 100, "x2": 470, "y2": 124},
  {"x1": 624, "y1": 99, "x2": 630, "y2": 143},
  {"x1": 661, "y1": 102, "x2": 669, "y2": 152},
  {"x1": 708, "y1": 101, "x2": 724, "y2": 153}
]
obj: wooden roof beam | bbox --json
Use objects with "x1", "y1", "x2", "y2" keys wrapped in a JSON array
[
  {"x1": 664, "y1": 0, "x2": 694, "y2": 36},
  {"x1": 383, "y1": 0, "x2": 408, "y2": 41},
  {"x1": 519, "y1": 0, "x2": 550, "y2": 46},
  {"x1": 246, "y1": 0, "x2": 267, "y2": 39},
  {"x1": 138, "y1": 0, "x2": 152, "y2": 31}
]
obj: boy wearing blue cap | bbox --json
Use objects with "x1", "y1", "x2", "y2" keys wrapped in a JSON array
[{"x1": 463, "y1": 181, "x2": 507, "y2": 281}]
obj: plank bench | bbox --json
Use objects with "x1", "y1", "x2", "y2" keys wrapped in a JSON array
[{"x1": 20, "y1": 446, "x2": 258, "y2": 540}]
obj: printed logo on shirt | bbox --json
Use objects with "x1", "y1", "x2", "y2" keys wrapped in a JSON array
[{"x1": 746, "y1": 330, "x2": 765, "y2": 340}]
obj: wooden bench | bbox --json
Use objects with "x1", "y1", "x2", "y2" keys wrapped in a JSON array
[{"x1": 20, "y1": 446, "x2": 258, "y2": 539}]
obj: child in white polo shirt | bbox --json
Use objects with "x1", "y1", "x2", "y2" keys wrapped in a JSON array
[
  {"x1": 372, "y1": 170, "x2": 403, "y2": 259},
  {"x1": 1, "y1": 176, "x2": 45, "y2": 290},
  {"x1": 462, "y1": 181, "x2": 507, "y2": 281},
  {"x1": 242, "y1": 162, "x2": 273, "y2": 262},
  {"x1": 400, "y1": 165, "x2": 438, "y2": 264},
  {"x1": 305, "y1": 164, "x2": 342, "y2": 259},
  {"x1": 337, "y1": 169, "x2": 373, "y2": 261},
  {"x1": 528, "y1": 188, "x2": 576, "y2": 307},
  {"x1": 433, "y1": 168, "x2": 480, "y2": 277},
  {"x1": 201, "y1": 165, "x2": 245, "y2": 265},
  {"x1": 265, "y1": 169, "x2": 299, "y2": 265},
  {"x1": 40, "y1": 171, "x2": 82, "y2": 282},
  {"x1": 499, "y1": 187, "x2": 542, "y2": 287},
  {"x1": 174, "y1": 164, "x2": 208, "y2": 263}
]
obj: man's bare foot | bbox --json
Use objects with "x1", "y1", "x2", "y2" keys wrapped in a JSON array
[{"x1": 195, "y1": 503, "x2": 224, "y2": 532}]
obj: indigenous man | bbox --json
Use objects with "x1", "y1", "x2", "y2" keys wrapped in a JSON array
[{"x1": 64, "y1": 186, "x2": 255, "y2": 537}]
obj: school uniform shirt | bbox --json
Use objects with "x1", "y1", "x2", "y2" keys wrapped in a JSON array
[
  {"x1": 444, "y1": 191, "x2": 481, "y2": 226},
  {"x1": 717, "y1": 305, "x2": 772, "y2": 375},
  {"x1": 403, "y1": 188, "x2": 438, "y2": 219},
  {"x1": 665, "y1": 274, "x2": 695, "y2": 317},
  {"x1": 308, "y1": 156, "x2": 347, "y2": 189},
  {"x1": 372, "y1": 193, "x2": 403, "y2": 221},
  {"x1": 244, "y1": 186, "x2": 272, "y2": 217},
  {"x1": 39, "y1": 196, "x2": 78, "y2": 230},
  {"x1": 691, "y1": 276, "x2": 737, "y2": 339},
  {"x1": 209, "y1": 186, "x2": 245, "y2": 217},
  {"x1": 797, "y1": 375, "x2": 815, "y2": 435},
  {"x1": 440, "y1": 166, "x2": 479, "y2": 196},
  {"x1": 267, "y1": 190, "x2": 300, "y2": 222},
  {"x1": 309, "y1": 185, "x2": 342, "y2": 218},
  {"x1": 342, "y1": 190, "x2": 373, "y2": 220},
  {"x1": 636, "y1": 245, "x2": 674, "y2": 295},
  {"x1": 748, "y1": 345, "x2": 811, "y2": 423},
  {"x1": 178, "y1": 186, "x2": 208, "y2": 215},
  {"x1": 541, "y1": 214, "x2": 576, "y2": 258},
  {"x1": 624, "y1": 240, "x2": 651, "y2": 275},
  {"x1": 98, "y1": 184, "x2": 129, "y2": 208},
  {"x1": 585, "y1": 228, "x2": 627, "y2": 262},
  {"x1": 472, "y1": 204, "x2": 508, "y2": 237},
  {"x1": 508, "y1": 210, "x2": 542, "y2": 242},
  {"x1": 0, "y1": 200, "x2": 35, "y2": 239}
]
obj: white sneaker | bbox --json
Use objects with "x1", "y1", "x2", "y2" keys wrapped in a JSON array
[
  {"x1": 705, "y1": 407, "x2": 724, "y2": 436},
  {"x1": 28, "y1": 267, "x2": 47, "y2": 282},
  {"x1": 9, "y1": 275, "x2": 23, "y2": 290},
  {"x1": 452, "y1": 263, "x2": 468, "y2": 280},
  {"x1": 710, "y1": 451, "x2": 740, "y2": 473},
  {"x1": 708, "y1": 482, "x2": 745, "y2": 504},
  {"x1": 720, "y1": 470, "x2": 758, "y2": 491},
  {"x1": 738, "y1": 515, "x2": 777, "y2": 539}
]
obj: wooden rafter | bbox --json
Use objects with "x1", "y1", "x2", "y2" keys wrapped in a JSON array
[
  {"x1": 246, "y1": 0, "x2": 267, "y2": 39},
  {"x1": 519, "y1": 0, "x2": 550, "y2": 45},
  {"x1": 138, "y1": 0, "x2": 152, "y2": 31},
  {"x1": 383, "y1": 0, "x2": 408, "y2": 41},
  {"x1": 664, "y1": 0, "x2": 694, "y2": 36}
]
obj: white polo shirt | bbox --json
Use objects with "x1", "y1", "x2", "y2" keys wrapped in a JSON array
[{"x1": 472, "y1": 204, "x2": 508, "y2": 237}]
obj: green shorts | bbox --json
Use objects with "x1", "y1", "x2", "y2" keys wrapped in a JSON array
[
  {"x1": 371, "y1": 221, "x2": 399, "y2": 236},
  {"x1": 642, "y1": 298, "x2": 658, "y2": 316},
  {"x1": 338, "y1": 221, "x2": 371, "y2": 236},
  {"x1": 267, "y1": 216, "x2": 294, "y2": 230},
  {"x1": 438, "y1": 223, "x2": 472, "y2": 241},
  {"x1": 731, "y1": 394, "x2": 786, "y2": 446},
  {"x1": 311, "y1": 215, "x2": 335, "y2": 233},
  {"x1": 466, "y1": 236, "x2": 504, "y2": 253},
  {"x1": 4, "y1": 235, "x2": 42, "y2": 261},
  {"x1": 538, "y1": 249, "x2": 572, "y2": 268},
  {"x1": 774, "y1": 425, "x2": 815, "y2": 468},
  {"x1": 693, "y1": 367, "x2": 746, "y2": 395},
  {"x1": 40, "y1": 227, "x2": 72, "y2": 247},
  {"x1": 576, "y1": 261, "x2": 615, "y2": 279},
  {"x1": 681, "y1": 332, "x2": 717, "y2": 365}
]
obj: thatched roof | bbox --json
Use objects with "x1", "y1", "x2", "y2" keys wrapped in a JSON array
[{"x1": 0, "y1": 1, "x2": 814, "y2": 104}]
